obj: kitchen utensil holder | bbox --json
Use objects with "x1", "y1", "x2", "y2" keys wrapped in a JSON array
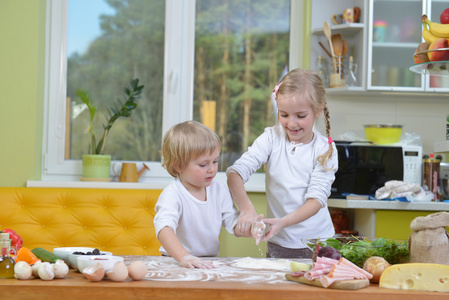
[{"x1": 329, "y1": 56, "x2": 345, "y2": 88}]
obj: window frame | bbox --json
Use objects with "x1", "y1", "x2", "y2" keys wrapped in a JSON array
[{"x1": 41, "y1": 0, "x2": 304, "y2": 191}]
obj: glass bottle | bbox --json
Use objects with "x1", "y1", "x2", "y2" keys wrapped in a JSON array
[
  {"x1": 316, "y1": 55, "x2": 329, "y2": 87},
  {"x1": 330, "y1": 210, "x2": 349, "y2": 234},
  {"x1": 346, "y1": 56, "x2": 357, "y2": 87},
  {"x1": 0, "y1": 237, "x2": 16, "y2": 278}
]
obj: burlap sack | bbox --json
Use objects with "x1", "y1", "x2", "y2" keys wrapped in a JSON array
[{"x1": 409, "y1": 212, "x2": 449, "y2": 265}]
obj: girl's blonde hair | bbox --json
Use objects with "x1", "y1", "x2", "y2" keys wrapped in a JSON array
[
  {"x1": 161, "y1": 120, "x2": 221, "y2": 177},
  {"x1": 273, "y1": 68, "x2": 334, "y2": 170}
]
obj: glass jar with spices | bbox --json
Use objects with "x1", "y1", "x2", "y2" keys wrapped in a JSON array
[
  {"x1": 330, "y1": 210, "x2": 349, "y2": 234},
  {"x1": 423, "y1": 154, "x2": 441, "y2": 201}
]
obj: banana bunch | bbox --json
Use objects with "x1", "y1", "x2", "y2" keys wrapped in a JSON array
[{"x1": 422, "y1": 15, "x2": 449, "y2": 43}]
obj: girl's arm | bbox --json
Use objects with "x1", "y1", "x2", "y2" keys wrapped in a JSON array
[
  {"x1": 227, "y1": 172, "x2": 259, "y2": 235},
  {"x1": 226, "y1": 129, "x2": 273, "y2": 236},
  {"x1": 261, "y1": 198, "x2": 322, "y2": 241},
  {"x1": 158, "y1": 227, "x2": 215, "y2": 269}
]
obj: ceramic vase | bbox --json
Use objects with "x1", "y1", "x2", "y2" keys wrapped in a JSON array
[{"x1": 82, "y1": 154, "x2": 111, "y2": 180}]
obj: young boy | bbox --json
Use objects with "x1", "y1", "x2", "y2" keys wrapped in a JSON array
[{"x1": 154, "y1": 121, "x2": 264, "y2": 269}]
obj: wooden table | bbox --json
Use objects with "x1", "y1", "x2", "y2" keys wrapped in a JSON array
[{"x1": 1, "y1": 256, "x2": 448, "y2": 300}]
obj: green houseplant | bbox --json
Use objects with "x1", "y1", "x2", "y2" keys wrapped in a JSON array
[{"x1": 77, "y1": 78, "x2": 144, "y2": 180}]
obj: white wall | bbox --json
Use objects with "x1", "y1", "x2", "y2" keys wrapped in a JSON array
[{"x1": 316, "y1": 92, "x2": 449, "y2": 158}]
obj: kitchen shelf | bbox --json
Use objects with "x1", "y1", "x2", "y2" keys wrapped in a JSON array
[
  {"x1": 312, "y1": 23, "x2": 365, "y2": 37},
  {"x1": 326, "y1": 86, "x2": 365, "y2": 94},
  {"x1": 328, "y1": 198, "x2": 449, "y2": 211},
  {"x1": 372, "y1": 42, "x2": 418, "y2": 48}
]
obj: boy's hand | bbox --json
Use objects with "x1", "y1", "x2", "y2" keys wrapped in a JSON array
[
  {"x1": 180, "y1": 255, "x2": 215, "y2": 269},
  {"x1": 236, "y1": 209, "x2": 259, "y2": 236},
  {"x1": 251, "y1": 214, "x2": 266, "y2": 245}
]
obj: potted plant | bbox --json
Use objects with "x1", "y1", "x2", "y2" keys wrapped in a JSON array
[{"x1": 77, "y1": 78, "x2": 144, "y2": 181}]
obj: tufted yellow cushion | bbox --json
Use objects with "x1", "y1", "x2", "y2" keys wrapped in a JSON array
[{"x1": 0, "y1": 187, "x2": 162, "y2": 255}]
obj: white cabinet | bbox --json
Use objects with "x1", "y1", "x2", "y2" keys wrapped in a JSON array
[
  {"x1": 310, "y1": 0, "x2": 449, "y2": 93},
  {"x1": 368, "y1": 0, "x2": 449, "y2": 92},
  {"x1": 367, "y1": 0, "x2": 423, "y2": 91}
]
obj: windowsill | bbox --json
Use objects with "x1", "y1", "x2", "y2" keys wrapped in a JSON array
[
  {"x1": 27, "y1": 180, "x2": 168, "y2": 189},
  {"x1": 28, "y1": 173, "x2": 266, "y2": 192}
]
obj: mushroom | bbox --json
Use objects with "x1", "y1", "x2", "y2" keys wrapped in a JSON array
[
  {"x1": 53, "y1": 259, "x2": 69, "y2": 279},
  {"x1": 14, "y1": 261, "x2": 32, "y2": 280},
  {"x1": 31, "y1": 260, "x2": 42, "y2": 278},
  {"x1": 38, "y1": 262, "x2": 55, "y2": 281}
]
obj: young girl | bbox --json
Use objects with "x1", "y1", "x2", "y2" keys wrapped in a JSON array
[
  {"x1": 154, "y1": 120, "x2": 263, "y2": 269},
  {"x1": 226, "y1": 68, "x2": 338, "y2": 259}
]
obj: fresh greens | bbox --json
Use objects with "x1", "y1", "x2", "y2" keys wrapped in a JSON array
[{"x1": 309, "y1": 237, "x2": 409, "y2": 268}]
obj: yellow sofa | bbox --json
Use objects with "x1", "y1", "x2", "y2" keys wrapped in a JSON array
[{"x1": 0, "y1": 187, "x2": 162, "y2": 255}]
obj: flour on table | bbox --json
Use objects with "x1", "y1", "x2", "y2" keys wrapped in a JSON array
[
  {"x1": 126, "y1": 256, "x2": 308, "y2": 284},
  {"x1": 231, "y1": 257, "x2": 292, "y2": 271}
]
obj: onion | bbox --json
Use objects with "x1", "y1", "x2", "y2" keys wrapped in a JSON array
[{"x1": 363, "y1": 256, "x2": 390, "y2": 283}]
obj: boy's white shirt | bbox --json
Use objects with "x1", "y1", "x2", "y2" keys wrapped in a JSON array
[
  {"x1": 227, "y1": 126, "x2": 338, "y2": 248},
  {"x1": 154, "y1": 178, "x2": 239, "y2": 257}
]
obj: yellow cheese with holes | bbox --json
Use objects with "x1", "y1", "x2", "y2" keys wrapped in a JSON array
[{"x1": 379, "y1": 263, "x2": 449, "y2": 292}]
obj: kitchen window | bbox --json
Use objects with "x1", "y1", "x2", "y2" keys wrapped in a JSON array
[{"x1": 42, "y1": 0, "x2": 304, "y2": 190}]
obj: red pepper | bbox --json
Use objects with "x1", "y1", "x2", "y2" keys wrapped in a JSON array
[{"x1": 2, "y1": 229, "x2": 23, "y2": 250}]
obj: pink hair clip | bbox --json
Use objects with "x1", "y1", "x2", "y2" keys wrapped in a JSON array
[
  {"x1": 272, "y1": 81, "x2": 283, "y2": 99},
  {"x1": 328, "y1": 137, "x2": 333, "y2": 144}
]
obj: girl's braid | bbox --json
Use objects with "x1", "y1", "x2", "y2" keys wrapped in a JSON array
[{"x1": 323, "y1": 104, "x2": 331, "y2": 138}]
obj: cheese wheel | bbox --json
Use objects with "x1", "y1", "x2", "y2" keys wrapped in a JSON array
[{"x1": 379, "y1": 263, "x2": 449, "y2": 292}]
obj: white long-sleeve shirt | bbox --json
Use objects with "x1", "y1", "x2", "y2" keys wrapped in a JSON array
[
  {"x1": 154, "y1": 178, "x2": 239, "y2": 257},
  {"x1": 227, "y1": 126, "x2": 338, "y2": 248}
]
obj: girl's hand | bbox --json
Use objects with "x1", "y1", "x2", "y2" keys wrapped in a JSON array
[
  {"x1": 251, "y1": 214, "x2": 266, "y2": 245},
  {"x1": 260, "y1": 218, "x2": 287, "y2": 242},
  {"x1": 180, "y1": 255, "x2": 215, "y2": 269},
  {"x1": 236, "y1": 209, "x2": 259, "y2": 236}
]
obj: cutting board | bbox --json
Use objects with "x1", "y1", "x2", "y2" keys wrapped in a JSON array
[{"x1": 285, "y1": 274, "x2": 370, "y2": 290}]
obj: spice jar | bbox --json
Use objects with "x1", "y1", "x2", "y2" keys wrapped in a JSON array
[
  {"x1": 423, "y1": 153, "x2": 440, "y2": 201},
  {"x1": 331, "y1": 210, "x2": 349, "y2": 234}
]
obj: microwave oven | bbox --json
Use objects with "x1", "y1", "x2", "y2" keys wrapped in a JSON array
[{"x1": 330, "y1": 142, "x2": 422, "y2": 198}]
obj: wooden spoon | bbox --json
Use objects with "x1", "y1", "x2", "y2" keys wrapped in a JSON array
[
  {"x1": 332, "y1": 33, "x2": 343, "y2": 57},
  {"x1": 332, "y1": 34, "x2": 344, "y2": 77},
  {"x1": 323, "y1": 21, "x2": 336, "y2": 72}
]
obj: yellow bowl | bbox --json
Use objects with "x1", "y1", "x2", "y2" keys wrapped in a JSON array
[{"x1": 364, "y1": 125, "x2": 403, "y2": 144}]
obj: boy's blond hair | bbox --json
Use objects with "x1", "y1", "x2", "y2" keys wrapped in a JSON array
[{"x1": 161, "y1": 120, "x2": 221, "y2": 177}]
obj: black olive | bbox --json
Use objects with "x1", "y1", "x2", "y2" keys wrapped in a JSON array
[{"x1": 92, "y1": 249, "x2": 100, "y2": 255}]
